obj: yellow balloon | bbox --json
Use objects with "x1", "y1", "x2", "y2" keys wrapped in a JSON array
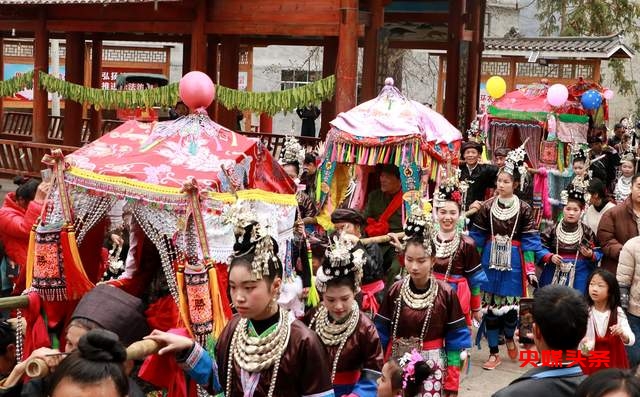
[{"x1": 486, "y1": 76, "x2": 507, "y2": 99}]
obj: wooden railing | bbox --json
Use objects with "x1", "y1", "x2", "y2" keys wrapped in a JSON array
[
  {"x1": 0, "y1": 139, "x2": 77, "y2": 177},
  {"x1": 240, "y1": 131, "x2": 320, "y2": 158},
  {"x1": 1, "y1": 112, "x2": 122, "y2": 144}
]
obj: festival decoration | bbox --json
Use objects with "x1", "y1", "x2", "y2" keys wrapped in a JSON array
[
  {"x1": 179, "y1": 71, "x2": 215, "y2": 111},
  {"x1": 603, "y1": 89, "x2": 615, "y2": 100},
  {"x1": 486, "y1": 76, "x2": 507, "y2": 99},
  {"x1": 0, "y1": 71, "x2": 335, "y2": 115},
  {"x1": 580, "y1": 89, "x2": 603, "y2": 110},
  {"x1": 547, "y1": 84, "x2": 569, "y2": 107}
]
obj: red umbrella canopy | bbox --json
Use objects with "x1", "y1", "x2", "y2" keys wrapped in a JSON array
[
  {"x1": 491, "y1": 83, "x2": 585, "y2": 115},
  {"x1": 66, "y1": 115, "x2": 295, "y2": 196}
]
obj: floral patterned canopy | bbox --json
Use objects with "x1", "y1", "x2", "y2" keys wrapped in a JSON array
[{"x1": 66, "y1": 115, "x2": 296, "y2": 201}]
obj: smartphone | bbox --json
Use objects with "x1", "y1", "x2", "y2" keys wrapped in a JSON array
[
  {"x1": 41, "y1": 168, "x2": 52, "y2": 182},
  {"x1": 518, "y1": 297, "x2": 535, "y2": 345}
]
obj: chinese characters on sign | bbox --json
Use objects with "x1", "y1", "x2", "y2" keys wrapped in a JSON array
[{"x1": 519, "y1": 350, "x2": 610, "y2": 368}]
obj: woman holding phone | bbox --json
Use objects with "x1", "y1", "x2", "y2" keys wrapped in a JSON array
[{"x1": 536, "y1": 184, "x2": 601, "y2": 294}]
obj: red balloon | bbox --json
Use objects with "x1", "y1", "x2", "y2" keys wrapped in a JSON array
[{"x1": 179, "y1": 71, "x2": 215, "y2": 111}]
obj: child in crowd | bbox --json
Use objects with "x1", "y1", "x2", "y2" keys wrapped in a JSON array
[
  {"x1": 574, "y1": 368, "x2": 640, "y2": 397},
  {"x1": 581, "y1": 269, "x2": 634, "y2": 374},
  {"x1": 376, "y1": 350, "x2": 432, "y2": 397}
]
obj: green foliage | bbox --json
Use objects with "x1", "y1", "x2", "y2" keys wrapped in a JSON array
[{"x1": 535, "y1": 0, "x2": 640, "y2": 101}]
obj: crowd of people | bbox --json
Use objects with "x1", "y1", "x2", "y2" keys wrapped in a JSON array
[{"x1": 1, "y1": 121, "x2": 640, "y2": 397}]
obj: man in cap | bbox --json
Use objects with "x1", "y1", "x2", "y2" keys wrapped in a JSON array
[
  {"x1": 459, "y1": 141, "x2": 499, "y2": 210},
  {"x1": 331, "y1": 209, "x2": 385, "y2": 313}
]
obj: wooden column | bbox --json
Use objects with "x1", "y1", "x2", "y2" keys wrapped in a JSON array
[
  {"x1": 320, "y1": 36, "x2": 338, "y2": 140},
  {"x1": 335, "y1": 0, "x2": 358, "y2": 114},
  {"x1": 361, "y1": 0, "x2": 383, "y2": 102},
  {"x1": 444, "y1": 0, "x2": 464, "y2": 127},
  {"x1": 190, "y1": 0, "x2": 207, "y2": 72},
  {"x1": 63, "y1": 32, "x2": 85, "y2": 147},
  {"x1": 32, "y1": 10, "x2": 49, "y2": 143},
  {"x1": 89, "y1": 39, "x2": 103, "y2": 141},
  {"x1": 206, "y1": 36, "x2": 218, "y2": 119},
  {"x1": 218, "y1": 35, "x2": 239, "y2": 130},
  {"x1": 182, "y1": 37, "x2": 191, "y2": 75},
  {"x1": 464, "y1": 0, "x2": 485, "y2": 128}
]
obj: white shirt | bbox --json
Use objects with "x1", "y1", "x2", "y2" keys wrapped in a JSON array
[
  {"x1": 583, "y1": 202, "x2": 615, "y2": 235},
  {"x1": 584, "y1": 307, "x2": 635, "y2": 347}
]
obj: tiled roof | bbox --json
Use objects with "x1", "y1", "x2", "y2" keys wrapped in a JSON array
[
  {"x1": 484, "y1": 33, "x2": 634, "y2": 59},
  {"x1": 0, "y1": 0, "x2": 175, "y2": 4}
]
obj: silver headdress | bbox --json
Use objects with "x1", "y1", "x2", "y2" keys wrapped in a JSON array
[
  {"x1": 315, "y1": 233, "x2": 365, "y2": 293},
  {"x1": 503, "y1": 138, "x2": 529, "y2": 188},
  {"x1": 434, "y1": 160, "x2": 464, "y2": 208},
  {"x1": 560, "y1": 183, "x2": 586, "y2": 206},
  {"x1": 402, "y1": 203, "x2": 435, "y2": 256},
  {"x1": 279, "y1": 136, "x2": 306, "y2": 176},
  {"x1": 620, "y1": 150, "x2": 637, "y2": 164}
]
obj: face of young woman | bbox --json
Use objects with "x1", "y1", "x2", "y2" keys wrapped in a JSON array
[
  {"x1": 436, "y1": 201, "x2": 460, "y2": 233},
  {"x1": 562, "y1": 201, "x2": 583, "y2": 224},
  {"x1": 621, "y1": 161, "x2": 635, "y2": 177},
  {"x1": 588, "y1": 274, "x2": 609, "y2": 307},
  {"x1": 322, "y1": 285, "x2": 355, "y2": 322},
  {"x1": 229, "y1": 264, "x2": 280, "y2": 320},
  {"x1": 333, "y1": 222, "x2": 360, "y2": 237},
  {"x1": 496, "y1": 172, "x2": 515, "y2": 197},
  {"x1": 52, "y1": 378, "x2": 121, "y2": 397},
  {"x1": 573, "y1": 161, "x2": 585, "y2": 177},
  {"x1": 376, "y1": 361, "x2": 400, "y2": 397},
  {"x1": 404, "y1": 243, "x2": 432, "y2": 287}
]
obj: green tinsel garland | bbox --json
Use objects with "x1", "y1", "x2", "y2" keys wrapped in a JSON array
[
  {"x1": 0, "y1": 70, "x2": 34, "y2": 97},
  {"x1": 216, "y1": 75, "x2": 336, "y2": 116},
  {"x1": 0, "y1": 71, "x2": 336, "y2": 114}
]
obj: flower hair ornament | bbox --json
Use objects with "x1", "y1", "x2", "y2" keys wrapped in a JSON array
[
  {"x1": 502, "y1": 138, "x2": 529, "y2": 188},
  {"x1": 402, "y1": 203, "x2": 435, "y2": 256},
  {"x1": 434, "y1": 161, "x2": 463, "y2": 208},
  {"x1": 315, "y1": 233, "x2": 365, "y2": 293},
  {"x1": 620, "y1": 150, "x2": 637, "y2": 164},
  {"x1": 397, "y1": 349, "x2": 430, "y2": 389},
  {"x1": 572, "y1": 146, "x2": 588, "y2": 163},
  {"x1": 560, "y1": 183, "x2": 586, "y2": 206},
  {"x1": 279, "y1": 136, "x2": 306, "y2": 176}
]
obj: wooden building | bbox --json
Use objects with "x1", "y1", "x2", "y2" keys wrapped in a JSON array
[{"x1": 0, "y1": 0, "x2": 485, "y2": 148}]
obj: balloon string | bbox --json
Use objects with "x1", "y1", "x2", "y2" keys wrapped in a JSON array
[{"x1": 194, "y1": 107, "x2": 208, "y2": 114}]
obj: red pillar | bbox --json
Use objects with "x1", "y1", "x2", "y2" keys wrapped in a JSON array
[
  {"x1": 259, "y1": 113, "x2": 272, "y2": 133},
  {"x1": 0, "y1": 39, "x2": 4, "y2": 130},
  {"x1": 89, "y1": 39, "x2": 103, "y2": 141},
  {"x1": 465, "y1": 0, "x2": 486, "y2": 128},
  {"x1": 190, "y1": 0, "x2": 207, "y2": 72},
  {"x1": 63, "y1": 32, "x2": 85, "y2": 147},
  {"x1": 320, "y1": 37, "x2": 338, "y2": 140},
  {"x1": 218, "y1": 35, "x2": 239, "y2": 130},
  {"x1": 32, "y1": 10, "x2": 49, "y2": 144},
  {"x1": 361, "y1": 0, "x2": 383, "y2": 102},
  {"x1": 335, "y1": 0, "x2": 358, "y2": 114},
  {"x1": 182, "y1": 37, "x2": 191, "y2": 76},
  {"x1": 206, "y1": 36, "x2": 219, "y2": 119},
  {"x1": 444, "y1": 0, "x2": 464, "y2": 127}
]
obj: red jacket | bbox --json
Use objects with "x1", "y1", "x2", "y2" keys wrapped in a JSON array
[{"x1": 0, "y1": 192, "x2": 42, "y2": 266}]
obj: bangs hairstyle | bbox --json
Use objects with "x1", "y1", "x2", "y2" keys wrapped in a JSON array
[
  {"x1": 585, "y1": 269, "x2": 621, "y2": 311},
  {"x1": 229, "y1": 252, "x2": 282, "y2": 285},
  {"x1": 497, "y1": 167, "x2": 521, "y2": 187},
  {"x1": 323, "y1": 273, "x2": 358, "y2": 293},
  {"x1": 404, "y1": 234, "x2": 436, "y2": 258}
]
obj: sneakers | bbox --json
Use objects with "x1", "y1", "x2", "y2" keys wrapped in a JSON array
[
  {"x1": 506, "y1": 339, "x2": 519, "y2": 361},
  {"x1": 482, "y1": 354, "x2": 502, "y2": 370}
]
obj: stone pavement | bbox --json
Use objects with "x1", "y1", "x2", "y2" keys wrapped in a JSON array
[{"x1": 460, "y1": 343, "x2": 528, "y2": 396}]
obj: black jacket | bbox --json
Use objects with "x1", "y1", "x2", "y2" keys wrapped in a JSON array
[{"x1": 492, "y1": 365, "x2": 585, "y2": 397}]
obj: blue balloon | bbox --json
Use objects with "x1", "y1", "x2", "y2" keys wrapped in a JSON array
[{"x1": 581, "y1": 89, "x2": 603, "y2": 110}]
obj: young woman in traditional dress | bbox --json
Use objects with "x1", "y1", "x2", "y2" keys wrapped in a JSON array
[
  {"x1": 432, "y1": 175, "x2": 487, "y2": 326},
  {"x1": 303, "y1": 234, "x2": 383, "y2": 396},
  {"x1": 146, "y1": 217, "x2": 334, "y2": 397},
  {"x1": 614, "y1": 151, "x2": 636, "y2": 204},
  {"x1": 375, "y1": 208, "x2": 471, "y2": 397},
  {"x1": 537, "y1": 184, "x2": 602, "y2": 293},
  {"x1": 468, "y1": 144, "x2": 543, "y2": 370}
]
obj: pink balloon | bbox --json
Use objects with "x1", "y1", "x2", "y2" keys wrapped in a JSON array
[
  {"x1": 603, "y1": 89, "x2": 614, "y2": 100},
  {"x1": 547, "y1": 84, "x2": 569, "y2": 107},
  {"x1": 179, "y1": 71, "x2": 215, "y2": 111}
]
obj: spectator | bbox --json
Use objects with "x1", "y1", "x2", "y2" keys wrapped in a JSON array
[
  {"x1": 302, "y1": 153, "x2": 319, "y2": 203},
  {"x1": 168, "y1": 101, "x2": 188, "y2": 120},
  {"x1": 609, "y1": 123, "x2": 626, "y2": 148},
  {"x1": 0, "y1": 177, "x2": 49, "y2": 294},
  {"x1": 584, "y1": 178, "x2": 615, "y2": 234},
  {"x1": 597, "y1": 174, "x2": 640, "y2": 273},
  {"x1": 492, "y1": 285, "x2": 588, "y2": 397},
  {"x1": 589, "y1": 136, "x2": 620, "y2": 193},
  {"x1": 459, "y1": 141, "x2": 498, "y2": 210},
  {"x1": 574, "y1": 368, "x2": 640, "y2": 397},
  {"x1": 616, "y1": 235, "x2": 640, "y2": 367},
  {"x1": 296, "y1": 105, "x2": 321, "y2": 137},
  {"x1": 0, "y1": 321, "x2": 16, "y2": 380},
  {"x1": 46, "y1": 329, "x2": 129, "y2": 397}
]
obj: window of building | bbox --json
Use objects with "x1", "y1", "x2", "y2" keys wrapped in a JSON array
[{"x1": 280, "y1": 69, "x2": 322, "y2": 90}]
